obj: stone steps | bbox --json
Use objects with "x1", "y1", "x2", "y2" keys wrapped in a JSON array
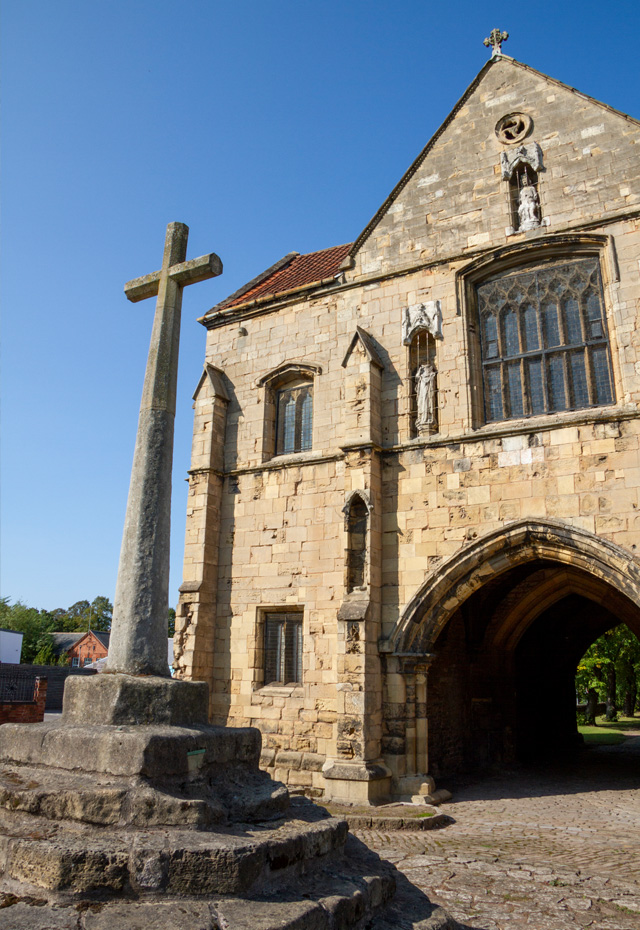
[
  {"x1": 0, "y1": 835, "x2": 458, "y2": 930},
  {"x1": 0, "y1": 681, "x2": 458, "y2": 928},
  {"x1": 0, "y1": 762, "x2": 289, "y2": 829},
  {"x1": 0, "y1": 805, "x2": 349, "y2": 898}
]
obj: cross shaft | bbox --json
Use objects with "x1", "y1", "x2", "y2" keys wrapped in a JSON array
[{"x1": 108, "y1": 223, "x2": 222, "y2": 676}]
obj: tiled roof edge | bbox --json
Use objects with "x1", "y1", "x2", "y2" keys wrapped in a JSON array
[{"x1": 205, "y1": 251, "x2": 299, "y2": 317}]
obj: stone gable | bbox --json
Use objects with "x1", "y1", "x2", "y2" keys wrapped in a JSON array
[{"x1": 350, "y1": 57, "x2": 640, "y2": 278}]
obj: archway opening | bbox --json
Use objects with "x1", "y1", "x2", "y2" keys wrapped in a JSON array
[{"x1": 425, "y1": 559, "x2": 640, "y2": 779}]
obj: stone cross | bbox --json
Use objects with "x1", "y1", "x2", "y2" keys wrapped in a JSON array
[
  {"x1": 483, "y1": 28, "x2": 509, "y2": 58},
  {"x1": 108, "y1": 223, "x2": 222, "y2": 677}
]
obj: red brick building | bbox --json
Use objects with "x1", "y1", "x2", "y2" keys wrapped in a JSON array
[{"x1": 52, "y1": 631, "x2": 110, "y2": 667}]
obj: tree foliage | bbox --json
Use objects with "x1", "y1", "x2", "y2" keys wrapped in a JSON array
[
  {"x1": 0, "y1": 596, "x2": 112, "y2": 663},
  {"x1": 576, "y1": 624, "x2": 640, "y2": 721},
  {"x1": 1, "y1": 596, "x2": 177, "y2": 663}
]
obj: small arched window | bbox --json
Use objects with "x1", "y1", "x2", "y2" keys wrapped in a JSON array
[
  {"x1": 258, "y1": 362, "x2": 320, "y2": 460},
  {"x1": 276, "y1": 380, "x2": 313, "y2": 455},
  {"x1": 346, "y1": 494, "x2": 368, "y2": 592}
]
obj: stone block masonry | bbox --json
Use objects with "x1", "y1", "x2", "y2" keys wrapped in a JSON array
[{"x1": 176, "y1": 53, "x2": 640, "y2": 801}]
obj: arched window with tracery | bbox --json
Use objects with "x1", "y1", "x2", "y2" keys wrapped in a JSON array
[
  {"x1": 276, "y1": 380, "x2": 312, "y2": 454},
  {"x1": 477, "y1": 257, "x2": 614, "y2": 423},
  {"x1": 258, "y1": 362, "x2": 320, "y2": 460}
]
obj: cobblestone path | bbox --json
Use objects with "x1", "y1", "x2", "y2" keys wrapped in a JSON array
[{"x1": 356, "y1": 737, "x2": 640, "y2": 929}]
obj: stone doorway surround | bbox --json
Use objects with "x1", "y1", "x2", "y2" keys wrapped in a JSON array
[{"x1": 382, "y1": 519, "x2": 640, "y2": 793}]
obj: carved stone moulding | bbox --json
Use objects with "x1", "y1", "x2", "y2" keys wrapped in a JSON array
[
  {"x1": 495, "y1": 112, "x2": 533, "y2": 145},
  {"x1": 500, "y1": 142, "x2": 544, "y2": 181},
  {"x1": 402, "y1": 300, "x2": 442, "y2": 345}
]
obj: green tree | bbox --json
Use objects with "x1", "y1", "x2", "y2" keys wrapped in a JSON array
[
  {"x1": 32, "y1": 633, "x2": 57, "y2": 666},
  {"x1": 50, "y1": 597, "x2": 112, "y2": 633},
  {"x1": 576, "y1": 624, "x2": 640, "y2": 722},
  {"x1": 0, "y1": 596, "x2": 113, "y2": 663},
  {"x1": 0, "y1": 598, "x2": 57, "y2": 663},
  {"x1": 168, "y1": 607, "x2": 176, "y2": 638}
]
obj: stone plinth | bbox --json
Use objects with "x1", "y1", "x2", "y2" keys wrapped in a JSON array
[
  {"x1": 0, "y1": 675, "x2": 455, "y2": 929},
  {"x1": 0, "y1": 675, "x2": 287, "y2": 829},
  {"x1": 61, "y1": 673, "x2": 209, "y2": 726}
]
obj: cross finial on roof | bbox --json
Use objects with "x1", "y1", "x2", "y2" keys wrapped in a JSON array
[{"x1": 484, "y1": 28, "x2": 509, "y2": 58}]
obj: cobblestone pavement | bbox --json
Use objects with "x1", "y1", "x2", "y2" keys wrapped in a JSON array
[{"x1": 355, "y1": 736, "x2": 640, "y2": 929}]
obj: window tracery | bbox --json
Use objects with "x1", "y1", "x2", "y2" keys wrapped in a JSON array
[
  {"x1": 258, "y1": 362, "x2": 319, "y2": 460},
  {"x1": 477, "y1": 258, "x2": 614, "y2": 423},
  {"x1": 275, "y1": 381, "x2": 312, "y2": 455}
]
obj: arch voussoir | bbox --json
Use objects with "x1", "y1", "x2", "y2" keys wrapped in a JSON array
[{"x1": 391, "y1": 519, "x2": 640, "y2": 655}]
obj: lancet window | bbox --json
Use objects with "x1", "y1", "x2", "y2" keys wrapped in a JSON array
[
  {"x1": 346, "y1": 495, "x2": 368, "y2": 592},
  {"x1": 477, "y1": 257, "x2": 614, "y2": 423},
  {"x1": 275, "y1": 381, "x2": 313, "y2": 455}
]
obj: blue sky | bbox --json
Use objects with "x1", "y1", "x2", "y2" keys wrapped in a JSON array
[{"x1": 2, "y1": 0, "x2": 639, "y2": 612}]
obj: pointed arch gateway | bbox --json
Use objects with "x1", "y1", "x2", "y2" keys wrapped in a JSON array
[
  {"x1": 393, "y1": 519, "x2": 640, "y2": 654},
  {"x1": 386, "y1": 520, "x2": 640, "y2": 781}
]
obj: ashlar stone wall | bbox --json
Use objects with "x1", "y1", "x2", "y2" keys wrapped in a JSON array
[{"x1": 176, "y1": 54, "x2": 640, "y2": 801}]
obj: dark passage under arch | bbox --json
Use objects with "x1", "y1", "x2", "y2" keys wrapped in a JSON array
[{"x1": 424, "y1": 560, "x2": 640, "y2": 779}]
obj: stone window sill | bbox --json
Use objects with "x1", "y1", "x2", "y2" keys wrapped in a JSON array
[{"x1": 253, "y1": 684, "x2": 304, "y2": 698}]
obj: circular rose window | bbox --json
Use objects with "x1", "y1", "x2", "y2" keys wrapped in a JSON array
[{"x1": 495, "y1": 112, "x2": 533, "y2": 145}]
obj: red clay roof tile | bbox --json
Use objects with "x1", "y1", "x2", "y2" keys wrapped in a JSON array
[{"x1": 218, "y1": 243, "x2": 352, "y2": 310}]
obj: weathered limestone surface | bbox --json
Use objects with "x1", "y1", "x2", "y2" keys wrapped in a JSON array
[
  {"x1": 109, "y1": 223, "x2": 222, "y2": 677},
  {"x1": 176, "y1": 55, "x2": 640, "y2": 800}
]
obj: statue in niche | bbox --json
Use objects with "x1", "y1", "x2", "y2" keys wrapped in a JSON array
[
  {"x1": 518, "y1": 181, "x2": 540, "y2": 230},
  {"x1": 415, "y1": 363, "x2": 437, "y2": 434}
]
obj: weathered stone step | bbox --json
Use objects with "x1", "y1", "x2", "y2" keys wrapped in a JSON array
[
  {"x1": 0, "y1": 720, "x2": 264, "y2": 780},
  {"x1": 0, "y1": 835, "x2": 459, "y2": 929},
  {"x1": 0, "y1": 763, "x2": 289, "y2": 829},
  {"x1": 0, "y1": 806, "x2": 348, "y2": 898},
  {"x1": 0, "y1": 840, "x2": 457, "y2": 930},
  {"x1": 339, "y1": 813, "x2": 453, "y2": 832}
]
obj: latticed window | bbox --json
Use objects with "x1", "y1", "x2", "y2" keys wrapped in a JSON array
[
  {"x1": 477, "y1": 258, "x2": 614, "y2": 423},
  {"x1": 275, "y1": 382, "x2": 312, "y2": 454},
  {"x1": 263, "y1": 612, "x2": 303, "y2": 686}
]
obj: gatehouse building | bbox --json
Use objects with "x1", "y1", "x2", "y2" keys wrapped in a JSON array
[{"x1": 174, "y1": 46, "x2": 640, "y2": 803}]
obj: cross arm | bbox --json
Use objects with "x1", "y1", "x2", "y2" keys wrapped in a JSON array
[
  {"x1": 124, "y1": 253, "x2": 223, "y2": 303},
  {"x1": 170, "y1": 252, "x2": 223, "y2": 286},
  {"x1": 124, "y1": 271, "x2": 162, "y2": 303}
]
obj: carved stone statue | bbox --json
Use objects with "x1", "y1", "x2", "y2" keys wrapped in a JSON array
[
  {"x1": 415, "y1": 363, "x2": 437, "y2": 433},
  {"x1": 518, "y1": 182, "x2": 540, "y2": 230}
]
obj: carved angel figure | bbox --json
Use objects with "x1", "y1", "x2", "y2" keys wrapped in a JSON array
[{"x1": 415, "y1": 363, "x2": 437, "y2": 432}]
